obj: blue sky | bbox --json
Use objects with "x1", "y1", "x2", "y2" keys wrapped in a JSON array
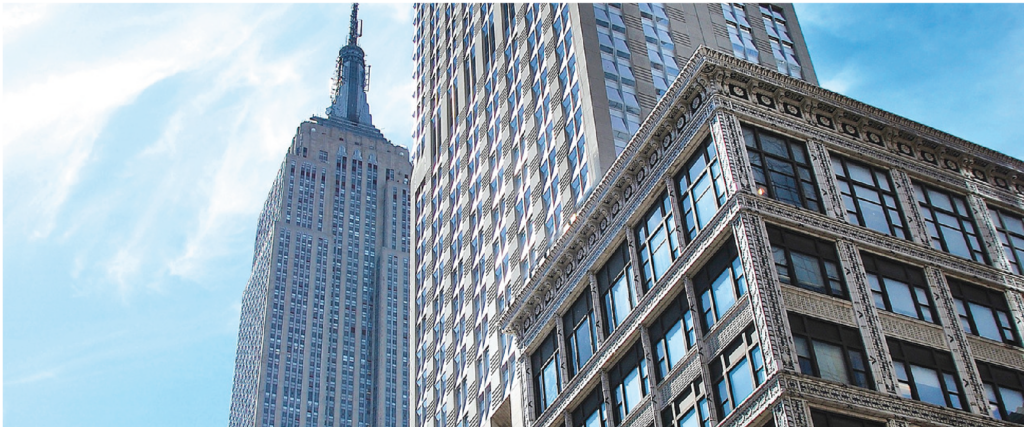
[{"x1": 4, "y1": 3, "x2": 1023, "y2": 427}]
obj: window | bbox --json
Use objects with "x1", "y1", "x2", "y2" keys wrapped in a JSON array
[
  {"x1": 649, "y1": 292, "x2": 696, "y2": 381},
  {"x1": 531, "y1": 331, "x2": 561, "y2": 416},
  {"x1": 809, "y1": 409, "x2": 884, "y2": 427},
  {"x1": 572, "y1": 388, "x2": 609, "y2": 427},
  {"x1": 609, "y1": 342, "x2": 649, "y2": 424},
  {"x1": 677, "y1": 136, "x2": 728, "y2": 243},
  {"x1": 710, "y1": 326, "x2": 764, "y2": 418},
  {"x1": 830, "y1": 155, "x2": 907, "y2": 239},
  {"x1": 693, "y1": 241, "x2": 747, "y2": 330},
  {"x1": 636, "y1": 193, "x2": 681, "y2": 291},
  {"x1": 860, "y1": 252, "x2": 937, "y2": 324},
  {"x1": 767, "y1": 225, "x2": 846, "y2": 298},
  {"x1": 743, "y1": 125, "x2": 821, "y2": 212},
  {"x1": 914, "y1": 183, "x2": 987, "y2": 263},
  {"x1": 947, "y1": 278, "x2": 1019, "y2": 346},
  {"x1": 887, "y1": 339, "x2": 966, "y2": 410},
  {"x1": 597, "y1": 242, "x2": 637, "y2": 334},
  {"x1": 661, "y1": 379, "x2": 712, "y2": 427},
  {"x1": 977, "y1": 361, "x2": 1024, "y2": 423},
  {"x1": 788, "y1": 312, "x2": 871, "y2": 389},
  {"x1": 564, "y1": 290, "x2": 599, "y2": 377},
  {"x1": 990, "y1": 208, "x2": 1024, "y2": 275}
]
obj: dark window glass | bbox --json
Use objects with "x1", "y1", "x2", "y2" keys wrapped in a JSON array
[
  {"x1": 677, "y1": 136, "x2": 728, "y2": 243},
  {"x1": 609, "y1": 342, "x2": 650, "y2": 424},
  {"x1": 531, "y1": 331, "x2": 561, "y2": 416},
  {"x1": 830, "y1": 155, "x2": 907, "y2": 239},
  {"x1": 990, "y1": 208, "x2": 1024, "y2": 275},
  {"x1": 809, "y1": 409, "x2": 885, "y2": 427},
  {"x1": 743, "y1": 125, "x2": 821, "y2": 212},
  {"x1": 914, "y1": 183, "x2": 988, "y2": 263},
  {"x1": 661, "y1": 379, "x2": 712, "y2": 427},
  {"x1": 947, "y1": 278, "x2": 1019, "y2": 346},
  {"x1": 860, "y1": 252, "x2": 938, "y2": 324},
  {"x1": 977, "y1": 361, "x2": 1024, "y2": 424},
  {"x1": 572, "y1": 388, "x2": 610, "y2": 427},
  {"x1": 710, "y1": 326, "x2": 764, "y2": 418},
  {"x1": 564, "y1": 291, "x2": 599, "y2": 377},
  {"x1": 887, "y1": 338, "x2": 966, "y2": 410},
  {"x1": 693, "y1": 241, "x2": 747, "y2": 330},
  {"x1": 649, "y1": 292, "x2": 696, "y2": 381},
  {"x1": 597, "y1": 242, "x2": 637, "y2": 335},
  {"x1": 788, "y1": 312, "x2": 871, "y2": 389},
  {"x1": 636, "y1": 193, "x2": 681, "y2": 291},
  {"x1": 767, "y1": 225, "x2": 846, "y2": 298}
]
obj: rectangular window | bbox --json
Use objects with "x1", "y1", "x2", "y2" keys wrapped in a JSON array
[
  {"x1": 531, "y1": 331, "x2": 561, "y2": 416},
  {"x1": 597, "y1": 242, "x2": 637, "y2": 335},
  {"x1": 788, "y1": 312, "x2": 871, "y2": 389},
  {"x1": 572, "y1": 388, "x2": 609, "y2": 427},
  {"x1": 564, "y1": 290, "x2": 599, "y2": 377},
  {"x1": 767, "y1": 225, "x2": 846, "y2": 298},
  {"x1": 977, "y1": 361, "x2": 1024, "y2": 423},
  {"x1": 661, "y1": 379, "x2": 712, "y2": 427},
  {"x1": 677, "y1": 136, "x2": 728, "y2": 243},
  {"x1": 693, "y1": 241, "x2": 747, "y2": 330},
  {"x1": 809, "y1": 409, "x2": 885, "y2": 427},
  {"x1": 990, "y1": 208, "x2": 1024, "y2": 275},
  {"x1": 947, "y1": 278, "x2": 1019, "y2": 346},
  {"x1": 914, "y1": 183, "x2": 987, "y2": 263},
  {"x1": 743, "y1": 125, "x2": 821, "y2": 212},
  {"x1": 609, "y1": 342, "x2": 650, "y2": 424},
  {"x1": 710, "y1": 326, "x2": 764, "y2": 418},
  {"x1": 649, "y1": 292, "x2": 696, "y2": 381},
  {"x1": 887, "y1": 338, "x2": 966, "y2": 410},
  {"x1": 860, "y1": 252, "x2": 938, "y2": 324},
  {"x1": 636, "y1": 193, "x2": 680, "y2": 291},
  {"x1": 830, "y1": 155, "x2": 907, "y2": 239}
]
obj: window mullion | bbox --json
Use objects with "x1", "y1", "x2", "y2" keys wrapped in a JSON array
[
  {"x1": 625, "y1": 227, "x2": 645, "y2": 300},
  {"x1": 807, "y1": 140, "x2": 845, "y2": 219},
  {"x1": 967, "y1": 193, "x2": 1007, "y2": 269},
  {"x1": 890, "y1": 169, "x2": 930, "y2": 246}
]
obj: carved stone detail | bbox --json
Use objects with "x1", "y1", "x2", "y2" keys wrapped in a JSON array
[
  {"x1": 889, "y1": 169, "x2": 931, "y2": 246},
  {"x1": 806, "y1": 139, "x2": 845, "y2": 220},
  {"x1": 712, "y1": 110, "x2": 754, "y2": 195},
  {"x1": 966, "y1": 335, "x2": 1024, "y2": 369},
  {"x1": 924, "y1": 267, "x2": 989, "y2": 414},
  {"x1": 966, "y1": 190, "x2": 1011, "y2": 273},
  {"x1": 780, "y1": 285, "x2": 856, "y2": 327},
  {"x1": 772, "y1": 397, "x2": 812, "y2": 427},
  {"x1": 876, "y1": 312, "x2": 945, "y2": 349}
]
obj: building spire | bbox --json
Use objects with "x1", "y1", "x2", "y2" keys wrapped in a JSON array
[{"x1": 328, "y1": 3, "x2": 373, "y2": 126}]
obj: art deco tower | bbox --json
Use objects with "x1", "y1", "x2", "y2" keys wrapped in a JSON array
[{"x1": 229, "y1": 5, "x2": 411, "y2": 427}]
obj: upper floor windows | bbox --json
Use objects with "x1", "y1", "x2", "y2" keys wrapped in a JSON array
[
  {"x1": 572, "y1": 388, "x2": 609, "y2": 427},
  {"x1": 609, "y1": 342, "x2": 650, "y2": 424},
  {"x1": 636, "y1": 193, "x2": 681, "y2": 291},
  {"x1": 661, "y1": 379, "x2": 712, "y2": 427},
  {"x1": 564, "y1": 291, "x2": 599, "y2": 377},
  {"x1": 649, "y1": 292, "x2": 696, "y2": 381},
  {"x1": 767, "y1": 225, "x2": 846, "y2": 299},
  {"x1": 810, "y1": 409, "x2": 885, "y2": 427},
  {"x1": 977, "y1": 361, "x2": 1024, "y2": 423},
  {"x1": 948, "y1": 278, "x2": 1019, "y2": 346},
  {"x1": 694, "y1": 242, "x2": 747, "y2": 330},
  {"x1": 887, "y1": 338, "x2": 966, "y2": 410},
  {"x1": 531, "y1": 331, "x2": 561, "y2": 416},
  {"x1": 914, "y1": 183, "x2": 987, "y2": 263},
  {"x1": 789, "y1": 312, "x2": 871, "y2": 389},
  {"x1": 743, "y1": 125, "x2": 821, "y2": 212},
  {"x1": 830, "y1": 155, "x2": 907, "y2": 239},
  {"x1": 861, "y1": 252, "x2": 937, "y2": 324},
  {"x1": 990, "y1": 208, "x2": 1024, "y2": 275},
  {"x1": 710, "y1": 326, "x2": 764, "y2": 419},
  {"x1": 598, "y1": 242, "x2": 637, "y2": 335},
  {"x1": 677, "y1": 136, "x2": 728, "y2": 243}
]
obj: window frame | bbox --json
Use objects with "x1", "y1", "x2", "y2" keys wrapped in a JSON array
[
  {"x1": 710, "y1": 326, "x2": 765, "y2": 419},
  {"x1": 788, "y1": 312, "x2": 872, "y2": 389},
  {"x1": 809, "y1": 409, "x2": 885, "y2": 427},
  {"x1": 572, "y1": 388, "x2": 609, "y2": 427},
  {"x1": 860, "y1": 252, "x2": 938, "y2": 324},
  {"x1": 767, "y1": 225, "x2": 847, "y2": 299},
  {"x1": 977, "y1": 361, "x2": 1024, "y2": 423},
  {"x1": 990, "y1": 207, "x2": 1024, "y2": 275},
  {"x1": 947, "y1": 278, "x2": 1020, "y2": 346},
  {"x1": 887, "y1": 338, "x2": 967, "y2": 410},
  {"x1": 676, "y1": 135, "x2": 728, "y2": 244},
  {"x1": 636, "y1": 192, "x2": 681, "y2": 292},
  {"x1": 693, "y1": 241, "x2": 747, "y2": 331},
  {"x1": 608, "y1": 341, "x2": 650, "y2": 424},
  {"x1": 661, "y1": 378, "x2": 712, "y2": 427},
  {"x1": 830, "y1": 155, "x2": 908, "y2": 239},
  {"x1": 913, "y1": 182, "x2": 988, "y2": 263},
  {"x1": 742, "y1": 125, "x2": 822, "y2": 213},
  {"x1": 597, "y1": 242, "x2": 637, "y2": 335},
  {"x1": 563, "y1": 290, "x2": 600, "y2": 378},
  {"x1": 648, "y1": 291, "x2": 697, "y2": 381},
  {"x1": 531, "y1": 331, "x2": 561, "y2": 416}
]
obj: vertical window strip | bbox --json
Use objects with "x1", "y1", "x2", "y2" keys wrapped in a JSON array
[
  {"x1": 677, "y1": 136, "x2": 728, "y2": 243},
  {"x1": 636, "y1": 193, "x2": 681, "y2": 291},
  {"x1": 990, "y1": 208, "x2": 1024, "y2": 275}
]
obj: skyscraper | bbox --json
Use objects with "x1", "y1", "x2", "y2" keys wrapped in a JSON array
[
  {"x1": 229, "y1": 5, "x2": 411, "y2": 427},
  {"x1": 410, "y1": 4, "x2": 816, "y2": 427}
]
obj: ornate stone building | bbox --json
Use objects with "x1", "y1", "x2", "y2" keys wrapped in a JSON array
[{"x1": 501, "y1": 47, "x2": 1024, "y2": 427}]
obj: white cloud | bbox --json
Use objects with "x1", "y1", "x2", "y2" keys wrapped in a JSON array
[
  {"x1": 2, "y1": 3, "x2": 50, "y2": 38},
  {"x1": 819, "y1": 63, "x2": 862, "y2": 96}
]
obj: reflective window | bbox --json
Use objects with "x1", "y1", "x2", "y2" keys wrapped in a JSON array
[
  {"x1": 990, "y1": 208, "x2": 1024, "y2": 275},
  {"x1": 711, "y1": 326, "x2": 764, "y2": 418},
  {"x1": 637, "y1": 193, "x2": 681, "y2": 291},
  {"x1": 947, "y1": 278, "x2": 1019, "y2": 346},
  {"x1": 564, "y1": 290, "x2": 599, "y2": 377},
  {"x1": 743, "y1": 125, "x2": 821, "y2": 212},
  {"x1": 914, "y1": 183, "x2": 987, "y2": 263},
  {"x1": 597, "y1": 242, "x2": 637, "y2": 335},
  {"x1": 649, "y1": 291, "x2": 696, "y2": 381},
  {"x1": 759, "y1": 4, "x2": 802, "y2": 79},
  {"x1": 861, "y1": 252, "x2": 937, "y2": 324},
  {"x1": 888, "y1": 339, "x2": 966, "y2": 410},
  {"x1": 694, "y1": 241, "x2": 747, "y2": 330},
  {"x1": 572, "y1": 388, "x2": 609, "y2": 427},
  {"x1": 977, "y1": 361, "x2": 1024, "y2": 423},
  {"x1": 789, "y1": 312, "x2": 871, "y2": 389},
  {"x1": 767, "y1": 225, "x2": 846, "y2": 298},
  {"x1": 609, "y1": 342, "x2": 650, "y2": 424},
  {"x1": 531, "y1": 331, "x2": 561, "y2": 416},
  {"x1": 661, "y1": 378, "x2": 712, "y2": 427},
  {"x1": 831, "y1": 155, "x2": 907, "y2": 239},
  {"x1": 677, "y1": 136, "x2": 728, "y2": 243},
  {"x1": 810, "y1": 409, "x2": 885, "y2": 427},
  {"x1": 720, "y1": 3, "x2": 759, "y2": 63}
]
